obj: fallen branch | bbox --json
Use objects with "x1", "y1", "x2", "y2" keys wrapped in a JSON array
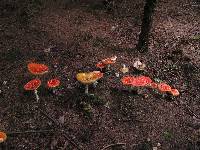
[
  {"x1": 7, "y1": 129, "x2": 54, "y2": 135},
  {"x1": 101, "y1": 143, "x2": 126, "y2": 150},
  {"x1": 37, "y1": 107, "x2": 83, "y2": 150}
]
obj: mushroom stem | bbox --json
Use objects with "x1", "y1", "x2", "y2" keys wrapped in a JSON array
[
  {"x1": 107, "y1": 64, "x2": 110, "y2": 70},
  {"x1": 85, "y1": 85, "x2": 89, "y2": 94},
  {"x1": 34, "y1": 89, "x2": 39, "y2": 102}
]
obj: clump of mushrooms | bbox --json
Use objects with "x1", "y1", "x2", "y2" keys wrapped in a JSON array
[
  {"x1": 24, "y1": 79, "x2": 41, "y2": 102},
  {"x1": 0, "y1": 131, "x2": 7, "y2": 143},
  {"x1": 76, "y1": 71, "x2": 103, "y2": 94}
]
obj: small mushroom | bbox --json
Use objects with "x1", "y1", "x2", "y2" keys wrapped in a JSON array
[
  {"x1": 0, "y1": 131, "x2": 7, "y2": 143},
  {"x1": 170, "y1": 89, "x2": 180, "y2": 96},
  {"x1": 76, "y1": 71, "x2": 103, "y2": 94},
  {"x1": 120, "y1": 64, "x2": 129, "y2": 74},
  {"x1": 47, "y1": 78, "x2": 60, "y2": 88},
  {"x1": 47, "y1": 78, "x2": 60, "y2": 94},
  {"x1": 102, "y1": 56, "x2": 117, "y2": 70},
  {"x1": 157, "y1": 83, "x2": 171, "y2": 93},
  {"x1": 96, "y1": 62, "x2": 105, "y2": 71},
  {"x1": 24, "y1": 79, "x2": 41, "y2": 102},
  {"x1": 28, "y1": 63, "x2": 49, "y2": 75},
  {"x1": 133, "y1": 59, "x2": 146, "y2": 71}
]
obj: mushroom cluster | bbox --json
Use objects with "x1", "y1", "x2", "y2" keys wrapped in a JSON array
[
  {"x1": 121, "y1": 76, "x2": 179, "y2": 97},
  {"x1": 24, "y1": 63, "x2": 61, "y2": 102}
]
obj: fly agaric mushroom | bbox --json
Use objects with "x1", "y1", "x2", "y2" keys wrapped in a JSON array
[
  {"x1": 0, "y1": 131, "x2": 7, "y2": 143},
  {"x1": 131, "y1": 76, "x2": 152, "y2": 87},
  {"x1": 102, "y1": 56, "x2": 117, "y2": 70},
  {"x1": 121, "y1": 76, "x2": 135, "y2": 85},
  {"x1": 96, "y1": 62, "x2": 105, "y2": 71},
  {"x1": 47, "y1": 78, "x2": 60, "y2": 88},
  {"x1": 76, "y1": 71, "x2": 103, "y2": 94},
  {"x1": 170, "y1": 89, "x2": 180, "y2": 96},
  {"x1": 47, "y1": 78, "x2": 60, "y2": 94},
  {"x1": 28, "y1": 63, "x2": 49, "y2": 75},
  {"x1": 24, "y1": 79, "x2": 41, "y2": 102},
  {"x1": 150, "y1": 82, "x2": 158, "y2": 89},
  {"x1": 157, "y1": 83, "x2": 171, "y2": 93}
]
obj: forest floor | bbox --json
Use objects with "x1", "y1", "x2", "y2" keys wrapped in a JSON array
[{"x1": 0, "y1": 0, "x2": 200, "y2": 149}]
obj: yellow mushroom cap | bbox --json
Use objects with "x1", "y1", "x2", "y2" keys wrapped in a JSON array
[{"x1": 76, "y1": 71, "x2": 103, "y2": 84}]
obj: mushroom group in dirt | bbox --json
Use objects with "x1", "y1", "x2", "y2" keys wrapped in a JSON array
[
  {"x1": 76, "y1": 71, "x2": 103, "y2": 94},
  {"x1": 28, "y1": 63, "x2": 49, "y2": 75},
  {"x1": 96, "y1": 56, "x2": 117, "y2": 71},
  {"x1": 0, "y1": 131, "x2": 7, "y2": 143},
  {"x1": 24, "y1": 79, "x2": 41, "y2": 102}
]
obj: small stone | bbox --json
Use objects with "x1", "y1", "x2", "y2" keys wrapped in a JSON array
[
  {"x1": 147, "y1": 138, "x2": 151, "y2": 142},
  {"x1": 3, "y1": 81, "x2": 7, "y2": 85},
  {"x1": 153, "y1": 147, "x2": 158, "y2": 150},
  {"x1": 157, "y1": 143, "x2": 161, "y2": 147},
  {"x1": 115, "y1": 72, "x2": 120, "y2": 77}
]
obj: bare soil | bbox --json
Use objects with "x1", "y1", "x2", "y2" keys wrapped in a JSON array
[{"x1": 0, "y1": 0, "x2": 200, "y2": 150}]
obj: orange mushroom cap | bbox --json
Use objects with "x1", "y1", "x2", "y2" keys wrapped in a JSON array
[
  {"x1": 47, "y1": 78, "x2": 60, "y2": 88},
  {"x1": 102, "y1": 56, "x2": 117, "y2": 65},
  {"x1": 0, "y1": 131, "x2": 7, "y2": 143},
  {"x1": 131, "y1": 76, "x2": 152, "y2": 87},
  {"x1": 170, "y1": 89, "x2": 180, "y2": 96},
  {"x1": 24, "y1": 79, "x2": 41, "y2": 90},
  {"x1": 28, "y1": 63, "x2": 49, "y2": 75},
  {"x1": 96, "y1": 62, "x2": 105, "y2": 69},
  {"x1": 157, "y1": 83, "x2": 171, "y2": 92}
]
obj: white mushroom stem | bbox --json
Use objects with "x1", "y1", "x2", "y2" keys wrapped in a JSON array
[
  {"x1": 85, "y1": 84, "x2": 89, "y2": 94},
  {"x1": 34, "y1": 89, "x2": 39, "y2": 102},
  {"x1": 107, "y1": 64, "x2": 110, "y2": 70},
  {"x1": 122, "y1": 64, "x2": 126, "y2": 68}
]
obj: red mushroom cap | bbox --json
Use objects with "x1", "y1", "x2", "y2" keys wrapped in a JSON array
[
  {"x1": 24, "y1": 79, "x2": 41, "y2": 90},
  {"x1": 150, "y1": 82, "x2": 158, "y2": 89},
  {"x1": 93, "y1": 71, "x2": 104, "y2": 79},
  {"x1": 28, "y1": 63, "x2": 49, "y2": 75},
  {"x1": 157, "y1": 83, "x2": 171, "y2": 92},
  {"x1": 96, "y1": 62, "x2": 105, "y2": 69},
  {"x1": 47, "y1": 78, "x2": 60, "y2": 88},
  {"x1": 121, "y1": 76, "x2": 135, "y2": 85},
  {"x1": 170, "y1": 89, "x2": 180, "y2": 96},
  {"x1": 102, "y1": 56, "x2": 117, "y2": 65},
  {"x1": 131, "y1": 76, "x2": 152, "y2": 87}
]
